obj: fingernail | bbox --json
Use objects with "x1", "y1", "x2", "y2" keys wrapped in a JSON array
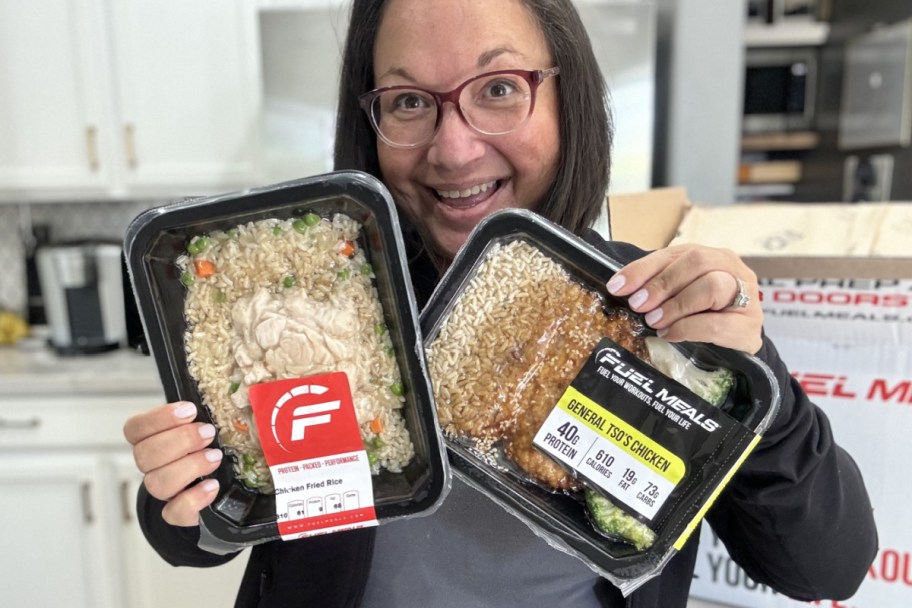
[
  {"x1": 606, "y1": 274, "x2": 626, "y2": 294},
  {"x1": 205, "y1": 448, "x2": 223, "y2": 462},
  {"x1": 200, "y1": 478, "x2": 219, "y2": 493},
  {"x1": 645, "y1": 308, "x2": 663, "y2": 326},
  {"x1": 199, "y1": 424, "x2": 216, "y2": 439},
  {"x1": 173, "y1": 402, "x2": 197, "y2": 419},
  {"x1": 656, "y1": 328, "x2": 669, "y2": 338},
  {"x1": 628, "y1": 289, "x2": 648, "y2": 310}
]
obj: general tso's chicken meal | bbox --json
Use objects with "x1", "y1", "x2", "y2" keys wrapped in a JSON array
[
  {"x1": 179, "y1": 213, "x2": 414, "y2": 493},
  {"x1": 427, "y1": 240, "x2": 733, "y2": 550}
]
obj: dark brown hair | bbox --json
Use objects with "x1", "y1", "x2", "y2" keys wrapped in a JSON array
[{"x1": 333, "y1": 0, "x2": 612, "y2": 236}]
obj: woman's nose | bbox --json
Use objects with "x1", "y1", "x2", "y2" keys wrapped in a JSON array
[{"x1": 426, "y1": 103, "x2": 485, "y2": 168}]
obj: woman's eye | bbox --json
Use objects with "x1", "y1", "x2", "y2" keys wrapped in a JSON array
[
  {"x1": 392, "y1": 92, "x2": 429, "y2": 111},
  {"x1": 483, "y1": 80, "x2": 519, "y2": 98}
]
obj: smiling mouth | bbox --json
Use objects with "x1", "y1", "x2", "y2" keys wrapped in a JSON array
[{"x1": 433, "y1": 180, "x2": 501, "y2": 208}]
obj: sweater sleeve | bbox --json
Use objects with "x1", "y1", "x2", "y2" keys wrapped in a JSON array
[
  {"x1": 705, "y1": 335, "x2": 877, "y2": 601},
  {"x1": 136, "y1": 483, "x2": 242, "y2": 568}
]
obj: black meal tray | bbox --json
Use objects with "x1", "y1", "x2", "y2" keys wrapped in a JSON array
[
  {"x1": 419, "y1": 209, "x2": 781, "y2": 583},
  {"x1": 124, "y1": 171, "x2": 449, "y2": 549}
]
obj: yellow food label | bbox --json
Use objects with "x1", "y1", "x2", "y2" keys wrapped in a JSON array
[{"x1": 558, "y1": 386, "x2": 686, "y2": 485}]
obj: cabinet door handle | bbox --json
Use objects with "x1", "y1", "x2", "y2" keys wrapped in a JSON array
[
  {"x1": 120, "y1": 480, "x2": 133, "y2": 523},
  {"x1": 123, "y1": 123, "x2": 138, "y2": 168},
  {"x1": 81, "y1": 481, "x2": 94, "y2": 525},
  {"x1": 0, "y1": 417, "x2": 41, "y2": 429},
  {"x1": 86, "y1": 125, "x2": 100, "y2": 171}
]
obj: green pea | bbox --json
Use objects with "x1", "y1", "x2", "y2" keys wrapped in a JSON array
[
  {"x1": 187, "y1": 235, "x2": 209, "y2": 255},
  {"x1": 390, "y1": 382, "x2": 405, "y2": 397},
  {"x1": 180, "y1": 271, "x2": 194, "y2": 287},
  {"x1": 304, "y1": 212, "x2": 320, "y2": 227},
  {"x1": 229, "y1": 381, "x2": 240, "y2": 394},
  {"x1": 283, "y1": 275, "x2": 296, "y2": 288},
  {"x1": 214, "y1": 290, "x2": 226, "y2": 303},
  {"x1": 337, "y1": 268, "x2": 351, "y2": 280},
  {"x1": 292, "y1": 218, "x2": 308, "y2": 233},
  {"x1": 272, "y1": 225, "x2": 283, "y2": 236},
  {"x1": 360, "y1": 262, "x2": 373, "y2": 275},
  {"x1": 367, "y1": 451, "x2": 379, "y2": 466},
  {"x1": 374, "y1": 323, "x2": 387, "y2": 335}
]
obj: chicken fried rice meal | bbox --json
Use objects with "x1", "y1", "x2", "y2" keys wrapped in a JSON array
[{"x1": 179, "y1": 213, "x2": 414, "y2": 492}]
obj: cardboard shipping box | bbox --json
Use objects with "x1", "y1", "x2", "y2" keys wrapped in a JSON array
[{"x1": 609, "y1": 191, "x2": 912, "y2": 608}]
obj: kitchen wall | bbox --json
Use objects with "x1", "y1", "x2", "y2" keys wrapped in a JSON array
[
  {"x1": 795, "y1": 0, "x2": 912, "y2": 202},
  {"x1": 0, "y1": 201, "x2": 156, "y2": 315},
  {"x1": 653, "y1": 0, "x2": 745, "y2": 205}
]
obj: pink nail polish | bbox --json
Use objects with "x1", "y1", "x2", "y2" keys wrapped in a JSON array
[
  {"x1": 628, "y1": 289, "x2": 648, "y2": 310},
  {"x1": 645, "y1": 308, "x2": 663, "y2": 326},
  {"x1": 173, "y1": 402, "x2": 197, "y2": 419},
  {"x1": 606, "y1": 274, "x2": 626, "y2": 294},
  {"x1": 205, "y1": 448, "x2": 223, "y2": 462}
]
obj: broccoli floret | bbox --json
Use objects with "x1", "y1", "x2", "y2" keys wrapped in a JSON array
[
  {"x1": 645, "y1": 337, "x2": 734, "y2": 407},
  {"x1": 585, "y1": 488, "x2": 656, "y2": 550}
]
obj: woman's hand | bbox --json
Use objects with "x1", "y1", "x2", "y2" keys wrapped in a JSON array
[
  {"x1": 607, "y1": 244, "x2": 763, "y2": 354},
  {"x1": 123, "y1": 402, "x2": 223, "y2": 526}
]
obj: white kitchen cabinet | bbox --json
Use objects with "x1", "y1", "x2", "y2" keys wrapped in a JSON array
[
  {"x1": 105, "y1": 0, "x2": 262, "y2": 196},
  {"x1": 0, "y1": 387, "x2": 248, "y2": 608},
  {"x1": 0, "y1": 453, "x2": 118, "y2": 608},
  {"x1": 0, "y1": 0, "x2": 114, "y2": 196},
  {"x1": 112, "y1": 455, "x2": 250, "y2": 608},
  {"x1": 0, "y1": 0, "x2": 262, "y2": 202}
]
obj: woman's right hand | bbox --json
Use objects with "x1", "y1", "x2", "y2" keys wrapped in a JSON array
[{"x1": 123, "y1": 401, "x2": 224, "y2": 526}]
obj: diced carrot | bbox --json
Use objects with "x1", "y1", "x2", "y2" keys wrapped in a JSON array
[
  {"x1": 193, "y1": 259, "x2": 217, "y2": 277},
  {"x1": 369, "y1": 417, "x2": 384, "y2": 434},
  {"x1": 233, "y1": 419, "x2": 249, "y2": 433},
  {"x1": 338, "y1": 240, "x2": 356, "y2": 257}
]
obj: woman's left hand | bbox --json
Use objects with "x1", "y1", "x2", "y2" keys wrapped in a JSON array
[{"x1": 606, "y1": 244, "x2": 763, "y2": 354}]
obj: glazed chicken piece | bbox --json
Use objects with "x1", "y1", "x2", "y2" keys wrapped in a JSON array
[{"x1": 502, "y1": 287, "x2": 649, "y2": 491}]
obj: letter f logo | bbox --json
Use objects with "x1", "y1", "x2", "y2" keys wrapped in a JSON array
[{"x1": 271, "y1": 384, "x2": 341, "y2": 451}]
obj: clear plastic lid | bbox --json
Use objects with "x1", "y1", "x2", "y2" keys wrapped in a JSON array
[
  {"x1": 124, "y1": 171, "x2": 449, "y2": 552},
  {"x1": 420, "y1": 209, "x2": 780, "y2": 593}
]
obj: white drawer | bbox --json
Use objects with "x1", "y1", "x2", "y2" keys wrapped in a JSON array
[{"x1": 0, "y1": 394, "x2": 164, "y2": 449}]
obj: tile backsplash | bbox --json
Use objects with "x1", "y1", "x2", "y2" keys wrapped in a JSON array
[
  {"x1": 0, "y1": 201, "x2": 157, "y2": 316},
  {"x1": 0, "y1": 206, "x2": 25, "y2": 313}
]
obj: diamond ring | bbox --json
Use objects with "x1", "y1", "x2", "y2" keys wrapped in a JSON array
[{"x1": 727, "y1": 277, "x2": 751, "y2": 310}]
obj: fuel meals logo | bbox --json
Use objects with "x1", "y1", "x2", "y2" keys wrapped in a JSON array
[
  {"x1": 269, "y1": 383, "x2": 341, "y2": 452},
  {"x1": 249, "y1": 372, "x2": 362, "y2": 464}
]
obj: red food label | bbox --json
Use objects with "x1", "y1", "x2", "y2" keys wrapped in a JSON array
[{"x1": 249, "y1": 372, "x2": 378, "y2": 538}]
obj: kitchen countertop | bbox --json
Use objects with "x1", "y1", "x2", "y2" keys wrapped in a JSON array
[{"x1": 0, "y1": 328, "x2": 162, "y2": 396}]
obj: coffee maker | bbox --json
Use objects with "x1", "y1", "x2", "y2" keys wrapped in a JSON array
[{"x1": 37, "y1": 241, "x2": 127, "y2": 355}]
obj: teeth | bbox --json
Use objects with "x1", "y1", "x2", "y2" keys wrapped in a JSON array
[{"x1": 437, "y1": 180, "x2": 496, "y2": 199}]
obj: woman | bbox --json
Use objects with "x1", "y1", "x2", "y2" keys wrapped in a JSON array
[{"x1": 124, "y1": 1, "x2": 877, "y2": 606}]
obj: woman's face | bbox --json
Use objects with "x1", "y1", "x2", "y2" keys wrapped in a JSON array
[{"x1": 373, "y1": 0, "x2": 561, "y2": 261}]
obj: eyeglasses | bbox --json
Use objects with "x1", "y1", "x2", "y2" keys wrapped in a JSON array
[{"x1": 358, "y1": 67, "x2": 560, "y2": 149}]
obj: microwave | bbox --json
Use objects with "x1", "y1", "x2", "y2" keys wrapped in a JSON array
[{"x1": 743, "y1": 47, "x2": 817, "y2": 133}]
